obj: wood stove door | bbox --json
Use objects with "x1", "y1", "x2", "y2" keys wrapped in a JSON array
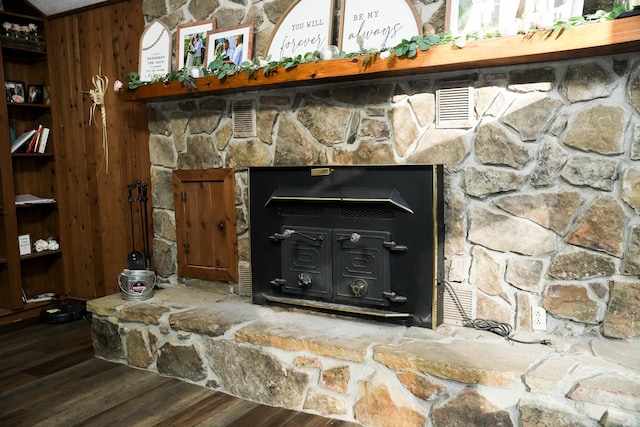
[
  {"x1": 333, "y1": 229, "x2": 391, "y2": 307},
  {"x1": 281, "y1": 226, "x2": 331, "y2": 298}
]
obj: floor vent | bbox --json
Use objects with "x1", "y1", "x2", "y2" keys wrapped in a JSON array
[
  {"x1": 238, "y1": 264, "x2": 252, "y2": 297},
  {"x1": 436, "y1": 81, "x2": 474, "y2": 129},
  {"x1": 443, "y1": 283, "x2": 477, "y2": 326},
  {"x1": 232, "y1": 100, "x2": 256, "y2": 138}
]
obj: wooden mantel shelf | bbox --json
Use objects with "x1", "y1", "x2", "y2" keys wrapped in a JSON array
[{"x1": 120, "y1": 15, "x2": 640, "y2": 102}]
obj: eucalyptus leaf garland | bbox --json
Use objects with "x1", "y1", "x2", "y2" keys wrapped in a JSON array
[{"x1": 126, "y1": 7, "x2": 626, "y2": 91}]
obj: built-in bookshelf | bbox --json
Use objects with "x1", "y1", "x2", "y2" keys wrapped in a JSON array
[{"x1": 0, "y1": 4, "x2": 65, "y2": 313}]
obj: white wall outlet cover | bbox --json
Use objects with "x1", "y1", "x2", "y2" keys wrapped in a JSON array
[{"x1": 532, "y1": 306, "x2": 547, "y2": 331}]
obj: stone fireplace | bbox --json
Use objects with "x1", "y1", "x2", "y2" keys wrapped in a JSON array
[
  {"x1": 87, "y1": 1, "x2": 640, "y2": 425},
  {"x1": 101, "y1": 50, "x2": 640, "y2": 426}
]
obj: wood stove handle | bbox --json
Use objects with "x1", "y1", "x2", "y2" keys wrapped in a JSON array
[{"x1": 383, "y1": 241, "x2": 407, "y2": 252}]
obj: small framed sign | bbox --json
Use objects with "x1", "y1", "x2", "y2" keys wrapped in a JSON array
[
  {"x1": 18, "y1": 234, "x2": 31, "y2": 256},
  {"x1": 264, "y1": 0, "x2": 334, "y2": 62},
  {"x1": 339, "y1": 0, "x2": 421, "y2": 53},
  {"x1": 138, "y1": 19, "x2": 171, "y2": 82}
]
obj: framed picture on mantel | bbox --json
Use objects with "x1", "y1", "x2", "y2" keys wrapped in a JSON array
[
  {"x1": 176, "y1": 19, "x2": 216, "y2": 74},
  {"x1": 445, "y1": 0, "x2": 585, "y2": 37},
  {"x1": 205, "y1": 23, "x2": 254, "y2": 68}
]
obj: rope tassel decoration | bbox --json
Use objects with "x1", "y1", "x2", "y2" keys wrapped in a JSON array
[{"x1": 88, "y1": 65, "x2": 109, "y2": 175}]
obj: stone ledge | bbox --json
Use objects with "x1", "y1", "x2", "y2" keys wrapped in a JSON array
[{"x1": 87, "y1": 288, "x2": 640, "y2": 427}]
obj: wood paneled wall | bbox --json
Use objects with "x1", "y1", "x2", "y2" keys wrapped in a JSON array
[{"x1": 47, "y1": 0, "x2": 150, "y2": 299}]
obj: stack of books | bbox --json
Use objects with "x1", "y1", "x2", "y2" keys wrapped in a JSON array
[{"x1": 10, "y1": 125, "x2": 50, "y2": 153}]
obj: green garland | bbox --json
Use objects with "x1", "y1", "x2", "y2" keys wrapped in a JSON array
[{"x1": 127, "y1": 7, "x2": 626, "y2": 91}]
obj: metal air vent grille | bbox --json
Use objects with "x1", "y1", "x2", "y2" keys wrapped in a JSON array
[
  {"x1": 233, "y1": 100, "x2": 257, "y2": 138},
  {"x1": 238, "y1": 263, "x2": 252, "y2": 297},
  {"x1": 442, "y1": 283, "x2": 477, "y2": 326},
  {"x1": 436, "y1": 81, "x2": 474, "y2": 129}
]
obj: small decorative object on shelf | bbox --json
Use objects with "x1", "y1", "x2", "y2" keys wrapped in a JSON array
[
  {"x1": 27, "y1": 84, "x2": 43, "y2": 103},
  {"x1": 5, "y1": 80, "x2": 25, "y2": 103},
  {"x1": 33, "y1": 237, "x2": 59, "y2": 252},
  {"x1": 2, "y1": 21, "x2": 40, "y2": 41}
]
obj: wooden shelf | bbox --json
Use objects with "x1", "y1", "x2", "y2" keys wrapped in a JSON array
[
  {"x1": 12, "y1": 152, "x2": 54, "y2": 159},
  {"x1": 20, "y1": 249, "x2": 61, "y2": 261},
  {"x1": 120, "y1": 16, "x2": 640, "y2": 103}
]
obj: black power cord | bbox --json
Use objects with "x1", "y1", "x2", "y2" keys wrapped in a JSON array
[{"x1": 443, "y1": 281, "x2": 552, "y2": 346}]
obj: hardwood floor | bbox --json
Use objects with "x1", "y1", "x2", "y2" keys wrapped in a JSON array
[{"x1": 0, "y1": 317, "x2": 360, "y2": 427}]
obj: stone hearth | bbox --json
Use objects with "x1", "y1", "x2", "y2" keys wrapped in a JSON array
[{"x1": 88, "y1": 288, "x2": 640, "y2": 427}]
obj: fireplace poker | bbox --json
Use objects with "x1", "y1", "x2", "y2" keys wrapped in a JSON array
[
  {"x1": 141, "y1": 182, "x2": 151, "y2": 269},
  {"x1": 126, "y1": 184, "x2": 144, "y2": 270}
]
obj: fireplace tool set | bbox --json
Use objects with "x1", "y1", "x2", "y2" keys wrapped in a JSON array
[{"x1": 120, "y1": 180, "x2": 156, "y2": 301}]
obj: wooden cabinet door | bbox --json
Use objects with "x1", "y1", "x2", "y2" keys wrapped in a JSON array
[{"x1": 173, "y1": 169, "x2": 238, "y2": 282}]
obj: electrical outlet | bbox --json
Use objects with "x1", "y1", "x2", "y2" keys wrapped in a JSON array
[{"x1": 532, "y1": 307, "x2": 547, "y2": 331}]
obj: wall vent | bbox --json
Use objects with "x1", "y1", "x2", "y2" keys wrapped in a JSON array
[
  {"x1": 436, "y1": 81, "x2": 474, "y2": 129},
  {"x1": 238, "y1": 263, "x2": 252, "y2": 297},
  {"x1": 232, "y1": 100, "x2": 257, "y2": 138},
  {"x1": 443, "y1": 283, "x2": 477, "y2": 326}
]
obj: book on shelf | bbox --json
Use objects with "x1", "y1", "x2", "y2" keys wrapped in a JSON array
[
  {"x1": 10, "y1": 129, "x2": 36, "y2": 153},
  {"x1": 26, "y1": 125, "x2": 43, "y2": 153},
  {"x1": 15, "y1": 193, "x2": 56, "y2": 205},
  {"x1": 10, "y1": 125, "x2": 50, "y2": 153},
  {"x1": 38, "y1": 127, "x2": 50, "y2": 153}
]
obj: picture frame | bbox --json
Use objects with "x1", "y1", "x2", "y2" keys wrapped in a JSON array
[
  {"x1": 27, "y1": 84, "x2": 44, "y2": 104},
  {"x1": 445, "y1": 0, "x2": 584, "y2": 37},
  {"x1": 338, "y1": 0, "x2": 421, "y2": 53},
  {"x1": 264, "y1": 0, "x2": 334, "y2": 62},
  {"x1": 205, "y1": 23, "x2": 254, "y2": 68},
  {"x1": 138, "y1": 19, "x2": 171, "y2": 82},
  {"x1": 175, "y1": 19, "x2": 216, "y2": 73},
  {"x1": 5, "y1": 80, "x2": 25, "y2": 103},
  {"x1": 18, "y1": 234, "x2": 31, "y2": 256}
]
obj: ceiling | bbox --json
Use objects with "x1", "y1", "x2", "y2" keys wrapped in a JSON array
[{"x1": 28, "y1": 0, "x2": 108, "y2": 16}]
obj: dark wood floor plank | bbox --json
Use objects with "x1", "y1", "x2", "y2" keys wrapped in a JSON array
[
  {"x1": 27, "y1": 367, "x2": 171, "y2": 426},
  {"x1": 226, "y1": 404, "x2": 301, "y2": 427},
  {"x1": 193, "y1": 397, "x2": 263, "y2": 427},
  {"x1": 169, "y1": 391, "x2": 262, "y2": 427},
  {"x1": 75, "y1": 376, "x2": 212, "y2": 426},
  {"x1": 0, "y1": 358, "x2": 120, "y2": 414},
  {"x1": 0, "y1": 408, "x2": 47, "y2": 427}
]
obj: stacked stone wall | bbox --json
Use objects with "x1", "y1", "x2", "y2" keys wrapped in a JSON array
[
  {"x1": 141, "y1": 0, "x2": 640, "y2": 340},
  {"x1": 148, "y1": 52, "x2": 640, "y2": 341}
]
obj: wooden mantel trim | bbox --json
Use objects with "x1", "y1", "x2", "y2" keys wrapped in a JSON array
[{"x1": 120, "y1": 15, "x2": 640, "y2": 102}]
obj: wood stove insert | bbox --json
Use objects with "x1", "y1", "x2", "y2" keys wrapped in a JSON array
[{"x1": 249, "y1": 165, "x2": 444, "y2": 328}]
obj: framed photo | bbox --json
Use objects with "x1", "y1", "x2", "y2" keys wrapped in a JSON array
[
  {"x1": 205, "y1": 23, "x2": 254, "y2": 68},
  {"x1": 445, "y1": 0, "x2": 584, "y2": 36},
  {"x1": 175, "y1": 19, "x2": 216, "y2": 73},
  {"x1": 5, "y1": 80, "x2": 25, "y2": 103},
  {"x1": 27, "y1": 84, "x2": 44, "y2": 104}
]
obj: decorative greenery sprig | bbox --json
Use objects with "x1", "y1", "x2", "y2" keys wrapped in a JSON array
[{"x1": 126, "y1": 8, "x2": 626, "y2": 91}]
